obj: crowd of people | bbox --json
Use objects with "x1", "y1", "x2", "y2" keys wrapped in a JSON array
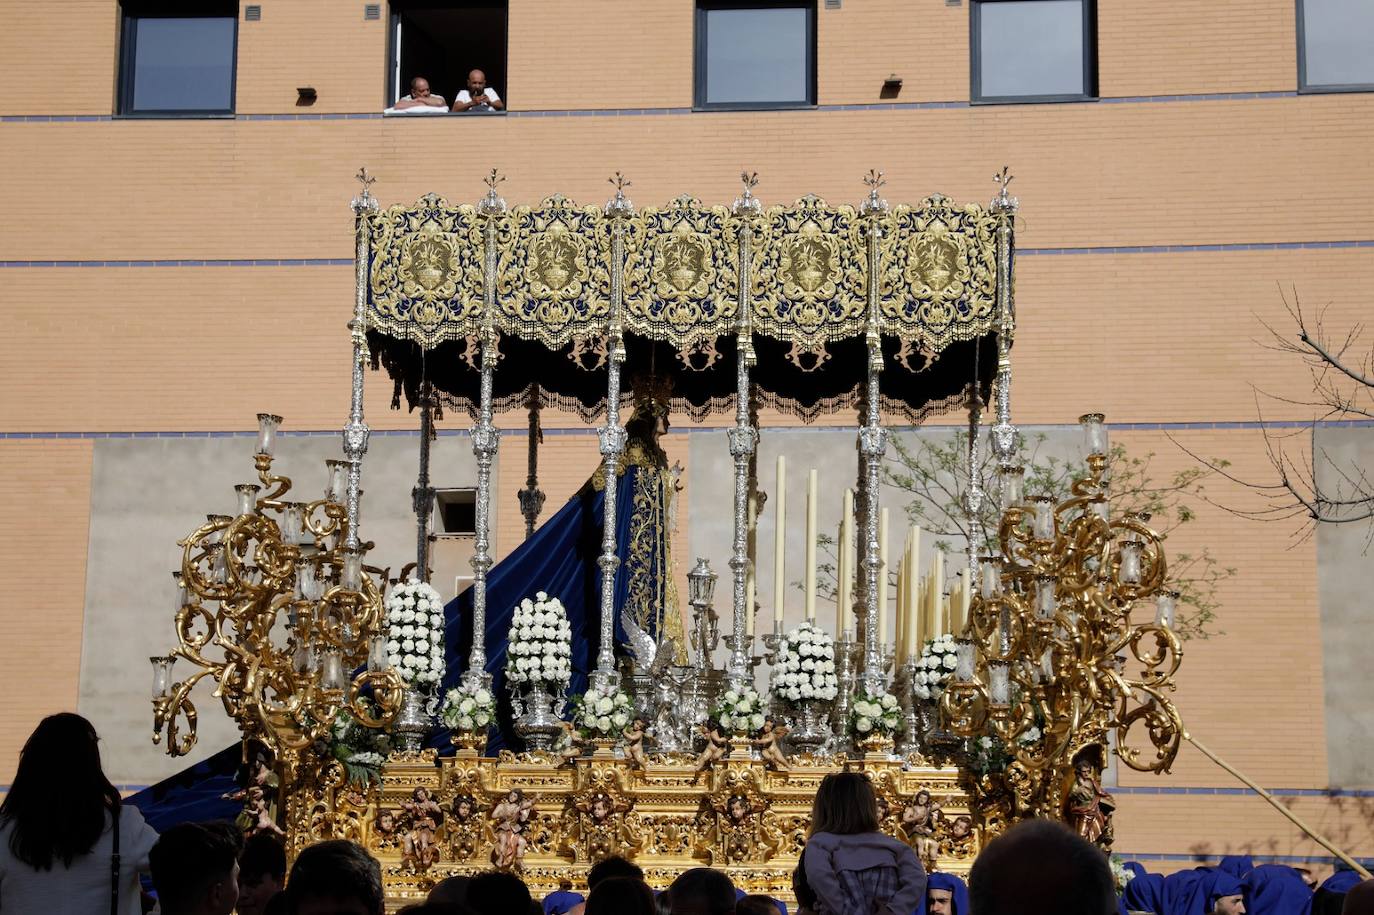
[
  {"x1": 2, "y1": 714, "x2": 1371, "y2": 915},
  {"x1": 391, "y1": 72, "x2": 504, "y2": 113}
]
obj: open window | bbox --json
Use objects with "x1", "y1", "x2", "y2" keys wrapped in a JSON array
[
  {"x1": 118, "y1": 1, "x2": 238, "y2": 116},
  {"x1": 388, "y1": 1, "x2": 508, "y2": 112},
  {"x1": 430, "y1": 488, "x2": 477, "y2": 600}
]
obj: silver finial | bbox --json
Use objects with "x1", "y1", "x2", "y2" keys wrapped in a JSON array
[
  {"x1": 860, "y1": 169, "x2": 888, "y2": 216},
  {"x1": 733, "y1": 170, "x2": 762, "y2": 217},
  {"x1": 604, "y1": 172, "x2": 635, "y2": 218},
  {"x1": 991, "y1": 166, "x2": 1019, "y2": 213},
  {"x1": 478, "y1": 168, "x2": 508, "y2": 216},
  {"x1": 351, "y1": 167, "x2": 378, "y2": 213}
]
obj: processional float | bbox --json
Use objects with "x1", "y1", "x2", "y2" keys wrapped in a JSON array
[{"x1": 149, "y1": 167, "x2": 1198, "y2": 904}]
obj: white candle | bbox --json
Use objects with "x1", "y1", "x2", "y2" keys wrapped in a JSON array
[
  {"x1": 929, "y1": 550, "x2": 945, "y2": 639},
  {"x1": 895, "y1": 537, "x2": 907, "y2": 666},
  {"x1": 878, "y1": 508, "x2": 890, "y2": 651},
  {"x1": 956, "y1": 567, "x2": 972, "y2": 635},
  {"x1": 905, "y1": 526, "x2": 921, "y2": 657},
  {"x1": 773, "y1": 455, "x2": 786, "y2": 624},
  {"x1": 837, "y1": 489, "x2": 854, "y2": 638},
  {"x1": 805, "y1": 469, "x2": 818, "y2": 620},
  {"x1": 746, "y1": 493, "x2": 757, "y2": 636}
]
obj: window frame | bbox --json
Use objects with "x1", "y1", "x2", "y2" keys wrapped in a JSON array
[
  {"x1": 117, "y1": 3, "x2": 239, "y2": 118},
  {"x1": 1296, "y1": 0, "x2": 1374, "y2": 94},
  {"x1": 386, "y1": 1, "x2": 511, "y2": 114},
  {"x1": 969, "y1": 0, "x2": 1097, "y2": 105},
  {"x1": 693, "y1": 0, "x2": 817, "y2": 111}
]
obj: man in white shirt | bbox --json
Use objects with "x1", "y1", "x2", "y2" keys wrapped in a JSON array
[
  {"x1": 452, "y1": 69, "x2": 504, "y2": 112},
  {"x1": 394, "y1": 76, "x2": 447, "y2": 110}
]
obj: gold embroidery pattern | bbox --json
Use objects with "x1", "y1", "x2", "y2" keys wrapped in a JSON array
[
  {"x1": 752, "y1": 196, "x2": 867, "y2": 347},
  {"x1": 498, "y1": 195, "x2": 611, "y2": 347},
  {"x1": 368, "y1": 194, "x2": 482, "y2": 346},
  {"x1": 624, "y1": 195, "x2": 735, "y2": 347}
]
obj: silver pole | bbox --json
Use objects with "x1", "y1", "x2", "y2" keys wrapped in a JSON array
[
  {"x1": 466, "y1": 172, "x2": 507, "y2": 686},
  {"x1": 344, "y1": 169, "x2": 378, "y2": 551},
  {"x1": 414, "y1": 383, "x2": 434, "y2": 578},
  {"x1": 858, "y1": 173, "x2": 889, "y2": 695},
  {"x1": 518, "y1": 387, "x2": 546, "y2": 539},
  {"x1": 593, "y1": 176, "x2": 635, "y2": 690},
  {"x1": 726, "y1": 173, "x2": 761, "y2": 686},
  {"x1": 989, "y1": 168, "x2": 1019, "y2": 470}
]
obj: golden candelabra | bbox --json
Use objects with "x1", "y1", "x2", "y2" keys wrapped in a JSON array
[
  {"x1": 940, "y1": 413, "x2": 1185, "y2": 837},
  {"x1": 150, "y1": 413, "x2": 405, "y2": 781}
]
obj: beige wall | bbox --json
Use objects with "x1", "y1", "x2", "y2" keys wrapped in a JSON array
[{"x1": 1, "y1": 0, "x2": 1371, "y2": 873}]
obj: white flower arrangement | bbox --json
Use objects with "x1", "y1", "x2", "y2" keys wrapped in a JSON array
[
  {"x1": 505, "y1": 591, "x2": 573, "y2": 689},
  {"x1": 912, "y1": 633, "x2": 960, "y2": 702},
  {"x1": 573, "y1": 685, "x2": 634, "y2": 737},
  {"x1": 1110, "y1": 854, "x2": 1135, "y2": 896},
  {"x1": 440, "y1": 682, "x2": 496, "y2": 734},
  {"x1": 848, "y1": 688, "x2": 902, "y2": 738},
  {"x1": 385, "y1": 580, "x2": 446, "y2": 690},
  {"x1": 769, "y1": 620, "x2": 839, "y2": 707},
  {"x1": 711, "y1": 686, "x2": 768, "y2": 735}
]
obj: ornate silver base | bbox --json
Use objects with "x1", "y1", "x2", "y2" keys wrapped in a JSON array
[
  {"x1": 785, "y1": 701, "x2": 830, "y2": 754},
  {"x1": 392, "y1": 688, "x2": 433, "y2": 753},
  {"x1": 513, "y1": 683, "x2": 565, "y2": 751}
]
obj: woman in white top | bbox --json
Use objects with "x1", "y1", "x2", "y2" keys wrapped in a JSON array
[{"x1": 0, "y1": 713, "x2": 159, "y2": 914}]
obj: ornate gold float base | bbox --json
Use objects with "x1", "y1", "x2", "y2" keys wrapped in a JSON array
[{"x1": 293, "y1": 749, "x2": 979, "y2": 910}]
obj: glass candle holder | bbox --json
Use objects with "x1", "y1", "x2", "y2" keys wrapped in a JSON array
[
  {"x1": 1031, "y1": 496, "x2": 1056, "y2": 541},
  {"x1": 326, "y1": 459, "x2": 348, "y2": 503},
  {"x1": 955, "y1": 641, "x2": 976, "y2": 682},
  {"x1": 299, "y1": 563, "x2": 319, "y2": 601},
  {"x1": 1040, "y1": 647, "x2": 1055, "y2": 683},
  {"x1": 980, "y1": 556, "x2": 1003, "y2": 600},
  {"x1": 988, "y1": 662, "x2": 1011, "y2": 705},
  {"x1": 1036, "y1": 575, "x2": 1058, "y2": 620},
  {"x1": 998, "y1": 464, "x2": 1025, "y2": 510},
  {"x1": 172, "y1": 571, "x2": 187, "y2": 612},
  {"x1": 341, "y1": 549, "x2": 363, "y2": 590},
  {"x1": 368, "y1": 635, "x2": 390, "y2": 673},
  {"x1": 280, "y1": 503, "x2": 303, "y2": 545},
  {"x1": 1155, "y1": 589, "x2": 1179, "y2": 628},
  {"x1": 207, "y1": 544, "x2": 227, "y2": 584},
  {"x1": 1079, "y1": 413, "x2": 1108, "y2": 456},
  {"x1": 1119, "y1": 539, "x2": 1144, "y2": 584},
  {"x1": 321, "y1": 650, "x2": 346, "y2": 691},
  {"x1": 256, "y1": 413, "x2": 283, "y2": 457},
  {"x1": 235, "y1": 483, "x2": 261, "y2": 517},
  {"x1": 150, "y1": 655, "x2": 176, "y2": 699},
  {"x1": 1090, "y1": 499, "x2": 1109, "y2": 522},
  {"x1": 292, "y1": 642, "x2": 316, "y2": 675}
]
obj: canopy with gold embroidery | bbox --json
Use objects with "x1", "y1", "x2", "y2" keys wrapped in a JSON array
[{"x1": 364, "y1": 188, "x2": 1011, "y2": 422}]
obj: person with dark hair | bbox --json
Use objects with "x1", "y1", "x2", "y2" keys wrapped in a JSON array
[
  {"x1": 736, "y1": 894, "x2": 785, "y2": 915},
  {"x1": 665, "y1": 867, "x2": 736, "y2": 915},
  {"x1": 968, "y1": 818, "x2": 1115, "y2": 915},
  {"x1": 0, "y1": 712, "x2": 160, "y2": 914},
  {"x1": 149, "y1": 821, "x2": 243, "y2": 915},
  {"x1": 285, "y1": 840, "x2": 384, "y2": 915},
  {"x1": 793, "y1": 861, "x2": 819, "y2": 915},
  {"x1": 586, "y1": 876, "x2": 656, "y2": 915},
  {"x1": 566, "y1": 855, "x2": 645, "y2": 915},
  {"x1": 431, "y1": 875, "x2": 473, "y2": 907},
  {"x1": 238, "y1": 832, "x2": 287, "y2": 915},
  {"x1": 543, "y1": 877, "x2": 584, "y2": 915},
  {"x1": 802, "y1": 772, "x2": 925, "y2": 915},
  {"x1": 468, "y1": 871, "x2": 534, "y2": 915},
  {"x1": 1344, "y1": 880, "x2": 1374, "y2": 915}
]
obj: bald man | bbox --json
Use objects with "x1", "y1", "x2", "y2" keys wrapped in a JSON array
[{"x1": 452, "y1": 70, "x2": 504, "y2": 112}]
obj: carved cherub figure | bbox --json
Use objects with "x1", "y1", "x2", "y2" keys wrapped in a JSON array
[
  {"x1": 623, "y1": 717, "x2": 650, "y2": 769},
  {"x1": 400, "y1": 786, "x2": 443, "y2": 871},
  {"x1": 490, "y1": 788, "x2": 536, "y2": 870},
  {"x1": 897, "y1": 789, "x2": 942, "y2": 868},
  {"x1": 694, "y1": 722, "x2": 729, "y2": 775},
  {"x1": 752, "y1": 717, "x2": 790, "y2": 772}
]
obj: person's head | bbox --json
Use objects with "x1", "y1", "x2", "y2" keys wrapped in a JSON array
[
  {"x1": 149, "y1": 821, "x2": 243, "y2": 915},
  {"x1": 586, "y1": 876, "x2": 655, "y2": 915},
  {"x1": 286, "y1": 840, "x2": 384, "y2": 915},
  {"x1": 1212, "y1": 894, "x2": 1245, "y2": 915},
  {"x1": 454, "y1": 795, "x2": 474, "y2": 819},
  {"x1": 0, "y1": 712, "x2": 120, "y2": 870},
  {"x1": 238, "y1": 833, "x2": 288, "y2": 915},
  {"x1": 968, "y1": 819, "x2": 1115, "y2": 915},
  {"x1": 1344, "y1": 880, "x2": 1374, "y2": 915},
  {"x1": 468, "y1": 872, "x2": 532, "y2": 915},
  {"x1": 915, "y1": 789, "x2": 932, "y2": 805},
  {"x1": 1076, "y1": 760, "x2": 1094, "y2": 780},
  {"x1": 410, "y1": 77, "x2": 431, "y2": 99},
  {"x1": 735, "y1": 895, "x2": 781, "y2": 915},
  {"x1": 428, "y1": 875, "x2": 471, "y2": 906},
  {"x1": 666, "y1": 867, "x2": 736, "y2": 915},
  {"x1": 467, "y1": 70, "x2": 488, "y2": 93},
  {"x1": 508, "y1": 788, "x2": 524, "y2": 804},
  {"x1": 928, "y1": 887, "x2": 955, "y2": 915},
  {"x1": 414, "y1": 787, "x2": 431, "y2": 803},
  {"x1": 588, "y1": 854, "x2": 645, "y2": 890},
  {"x1": 809, "y1": 772, "x2": 880, "y2": 837}
]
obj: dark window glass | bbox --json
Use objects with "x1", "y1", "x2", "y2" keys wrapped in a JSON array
[
  {"x1": 972, "y1": 0, "x2": 1095, "y2": 103},
  {"x1": 389, "y1": 2, "x2": 509, "y2": 112},
  {"x1": 696, "y1": 3, "x2": 815, "y2": 108},
  {"x1": 120, "y1": 12, "x2": 237, "y2": 114},
  {"x1": 1299, "y1": 0, "x2": 1374, "y2": 91}
]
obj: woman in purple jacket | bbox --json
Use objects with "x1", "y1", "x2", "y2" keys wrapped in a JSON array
[{"x1": 802, "y1": 772, "x2": 927, "y2": 915}]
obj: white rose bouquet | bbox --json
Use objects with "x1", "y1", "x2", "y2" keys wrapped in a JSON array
[
  {"x1": 573, "y1": 685, "x2": 634, "y2": 738},
  {"x1": 505, "y1": 591, "x2": 573, "y2": 690},
  {"x1": 711, "y1": 686, "x2": 768, "y2": 735},
  {"x1": 440, "y1": 682, "x2": 496, "y2": 734},
  {"x1": 848, "y1": 688, "x2": 902, "y2": 738},
  {"x1": 769, "y1": 620, "x2": 839, "y2": 707},
  {"x1": 384, "y1": 580, "x2": 446, "y2": 690},
  {"x1": 912, "y1": 633, "x2": 959, "y2": 702}
]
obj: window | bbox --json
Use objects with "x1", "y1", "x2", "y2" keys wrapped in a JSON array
[
  {"x1": 695, "y1": 2, "x2": 816, "y2": 109},
  {"x1": 435, "y1": 489, "x2": 477, "y2": 536},
  {"x1": 971, "y1": 0, "x2": 1096, "y2": 104},
  {"x1": 389, "y1": 2, "x2": 508, "y2": 111},
  {"x1": 118, "y1": 2, "x2": 238, "y2": 116},
  {"x1": 1298, "y1": 0, "x2": 1374, "y2": 92}
]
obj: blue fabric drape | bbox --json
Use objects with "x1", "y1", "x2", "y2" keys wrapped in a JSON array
[
  {"x1": 1243, "y1": 864, "x2": 1313, "y2": 915},
  {"x1": 1122, "y1": 869, "x2": 1166, "y2": 914},
  {"x1": 433, "y1": 469, "x2": 643, "y2": 754},
  {"x1": 124, "y1": 742, "x2": 242, "y2": 832}
]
